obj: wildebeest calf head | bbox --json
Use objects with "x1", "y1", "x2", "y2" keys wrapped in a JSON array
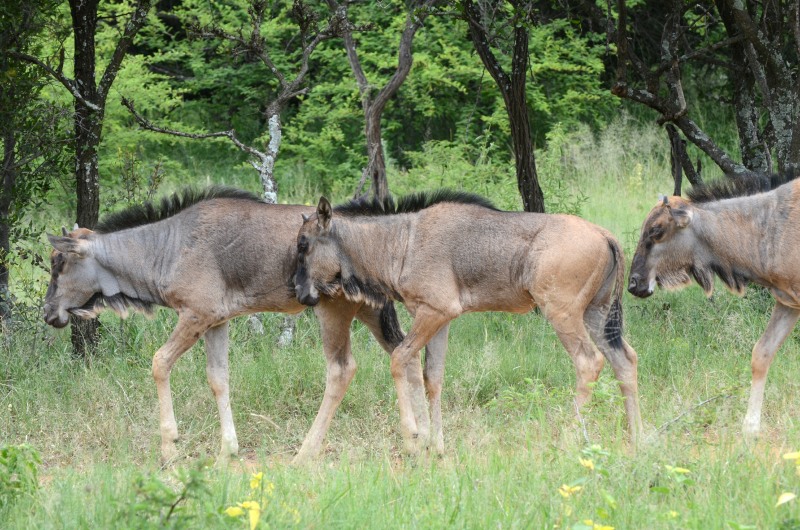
[
  {"x1": 44, "y1": 228, "x2": 99, "y2": 328},
  {"x1": 294, "y1": 197, "x2": 342, "y2": 306},
  {"x1": 628, "y1": 195, "x2": 701, "y2": 298}
]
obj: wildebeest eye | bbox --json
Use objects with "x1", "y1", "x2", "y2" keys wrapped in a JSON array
[{"x1": 648, "y1": 226, "x2": 665, "y2": 241}]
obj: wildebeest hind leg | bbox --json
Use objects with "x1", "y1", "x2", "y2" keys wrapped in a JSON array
[
  {"x1": 550, "y1": 316, "x2": 605, "y2": 411},
  {"x1": 152, "y1": 313, "x2": 211, "y2": 464},
  {"x1": 743, "y1": 302, "x2": 800, "y2": 437},
  {"x1": 584, "y1": 308, "x2": 643, "y2": 444},
  {"x1": 203, "y1": 322, "x2": 239, "y2": 464},
  {"x1": 294, "y1": 300, "x2": 359, "y2": 464}
]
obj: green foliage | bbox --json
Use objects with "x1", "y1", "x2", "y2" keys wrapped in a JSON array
[
  {"x1": 0, "y1": 444, "x2": 41, "y2": 508},
  {"x1": 527, "y1": 18, "x2": 618, "y2": 141},
  {"x1": 115, "y1": 459, "x2": 216, "y2": 529}
]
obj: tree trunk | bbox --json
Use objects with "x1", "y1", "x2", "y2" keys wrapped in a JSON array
[
  {"x1": 333, "y1": 1, "x2": 434, "y2": 201},
  {"x1": 507, "y1": 24, "x2": 544, "y2": 213},
  {"x1": 717, "y1": 2, "x2": 770, "y2": 174},
  {"x1": 0, "y1": 128, "x2": 15, "y2": 322},
  {"x1": 69, "y1": 0, "x2": 102, "y2": 355},
  {"x1": 464, "y1": 0, "x2": 545, "y2": 212},
  {"x1": 363, "y1": 108, "x2": 388, "y2": 201}
]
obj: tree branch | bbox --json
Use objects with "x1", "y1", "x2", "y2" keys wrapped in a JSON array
[
  {"x1": 122, "y1": 97, "x2": 261, "y2": 159},
  {"x1": 7, "y1": 52, "x2": 100, "y2": 111},
  {"x1": 98, "y1": 0, "x2": 153, "y2": 101}
]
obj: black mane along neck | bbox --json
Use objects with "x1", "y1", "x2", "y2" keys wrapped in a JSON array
[
  {"x1": 687, "y1": 171, "x2": 797, "y2": 204},
  {"x1": 95, "y1": 186, "x2": 262, "y2": 234},
  {"x1": 334, "y1": 189, "x2": 498, "y2": 217}
]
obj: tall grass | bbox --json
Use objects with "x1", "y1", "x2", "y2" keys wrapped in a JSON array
[{"x1": 3, "y1": 116, "x2": 800, "y2": 528}]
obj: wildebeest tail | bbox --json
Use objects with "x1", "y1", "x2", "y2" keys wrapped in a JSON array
[
  {"x1": 604, "y1": 238, "x2": 625, "y2": 350},
  {"x1": 379, "y1": 301, "x2": 405, "y2": 350}
]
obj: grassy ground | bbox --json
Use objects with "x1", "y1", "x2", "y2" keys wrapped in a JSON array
[{"x1": 3, "y1": 118, "x2": 800, "y2": 529}]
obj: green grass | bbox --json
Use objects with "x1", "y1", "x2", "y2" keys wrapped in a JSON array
[{"x1": 3, "y1": 117, "x2": 800, "y2": 529}]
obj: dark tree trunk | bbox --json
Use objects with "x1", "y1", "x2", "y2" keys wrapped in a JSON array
[
  {"x1": 330, "y1": 0, "x2": 436, "y2": 201},
  {"x1": 717, "y1": 2, "x2": 770, "y2": 174},
  {"x1": 463, "y1": 0, "x2": 544, "y2": 212},
  {"x1": 363, "y1": 105, "x2": 389, "y2": 201},
  {"x1": 68, "y1": 0, "x2": 102, "y2": 355},
  {"x1": 0, "y1": 128, "x2": 15, "y2": 321}
]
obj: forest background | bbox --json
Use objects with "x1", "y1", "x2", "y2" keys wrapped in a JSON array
[{"x1": 2, "y1": 1, "x2": 800, "y2": 529}]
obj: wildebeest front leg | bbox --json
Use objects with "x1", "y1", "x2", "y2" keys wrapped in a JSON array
[
  {"x1": 293, "y1": 299, "x2": 359, "y2": 464},
  {"x1": 391, "y1": 308, "x2": 451, "y2": 455},
  {"x1": 204, "y1": 322, "x2": 239, "y2": 464},
  {"x1": 424, "y1": 323, "x2": 450, "y2": 455},
  {"x1": 152, "y1": 313, "x2": 210, "y2": 464},
  {"x1": 743, "y1": 302, "x2": 800, "y2": 437},
  {"x1": 355, "y1": 304, "x2": 433, "y2": 451}
]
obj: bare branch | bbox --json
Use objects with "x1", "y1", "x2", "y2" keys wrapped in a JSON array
[
  {"x1": 8, "y1": 51, "x2": 100, "y2": 111},
  {"x1": 122, "y1": 97, "x2": 260, "y2": 158},
  {"x1": 98, "y1": 0, "x2": 154, "y2": 101}
]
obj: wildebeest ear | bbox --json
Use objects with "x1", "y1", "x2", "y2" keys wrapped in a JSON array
[
  {"x1": 47, "y1": 234, "x2": 90, "y2": 257},
  {"x1": 61, "y1": 226, "x2": 69, "y2": 236},
  {"x1": 668, "y1": 204, "x2": 693, "y2": 228},
  {"x1": 301, "y1": 213, "x2": 310, "y2": 223},
  {"x1": 317, "y1": 196, "x2": 332, "y2": 231}
]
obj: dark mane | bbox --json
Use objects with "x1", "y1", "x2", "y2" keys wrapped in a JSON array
[
  {"x1": 334, "y1": 189, "x2": 498, "y2": 217},
  {"x1": 687, "y1": 171, "x2": 798, "y2": 203},
  {"x1": 95, "y1": 186, "x2": 262, "y2": 234}
]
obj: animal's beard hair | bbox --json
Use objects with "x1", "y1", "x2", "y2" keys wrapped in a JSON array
[
  {"x1": 657, "y1": 269, "x2": 693, "y2": 291},
  {"x1": 69, "y1": 293, "x2": 154, "y2": 320}
]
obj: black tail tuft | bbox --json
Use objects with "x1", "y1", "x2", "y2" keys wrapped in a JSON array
[{"x1": 379, "y1": 302, "x2": 404, "y2": 351}]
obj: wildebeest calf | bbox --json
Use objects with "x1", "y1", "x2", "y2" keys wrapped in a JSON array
[
  {"x1": 43, "y1": 187, "x2": 432, "y2": 464},
  {"x1": 294, "y1": 191, "x2": 643, "y2": 453},
  {"x1": 628, "y1": 172, "x2": 799, "y2": 437}
]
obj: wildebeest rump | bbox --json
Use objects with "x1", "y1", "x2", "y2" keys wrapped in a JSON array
[
  {"x1": 628, "y1": 172, "x2": 799, "y2": 437},
  {"x1": 294, "y1": 191, "x2": 643, "y2": 453},
  {"x1": 43, "y1": 187, "x2": 423, "y2": 464}
]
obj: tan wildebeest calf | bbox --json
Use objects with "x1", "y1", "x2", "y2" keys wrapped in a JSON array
[
  {"x1": 293, "y1": 190, "x2": 643, "y2": 453},
  {"x1": 628, "y1": 173, "x2": 800, "y2": 437},
  {"x1": 43, "y1": 187, "x2": 438, "y2": 464}
]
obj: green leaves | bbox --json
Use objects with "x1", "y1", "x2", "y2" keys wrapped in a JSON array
[{"x1": 0, "y1": 444, "x2": 41, "y2": 508}]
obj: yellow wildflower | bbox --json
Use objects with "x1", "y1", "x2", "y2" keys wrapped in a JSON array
[
  {"x1": 224, "y1": 506, "x2": 244, "y2": 518},
  {"x1": 250, "y1": 472, "x2": 264, "y2": 490},
  {"x1": 558, "y1": 484, "x2": 582, "y2": 498},
  {"x1": 579, "y1": 458, "x2": 595, "y2": 471},
  {"x1": 665, "y1": 465, "x2": 691, "y2": 474},
  {"x1": 666, "y1": 510, "x2": 679, "y2": 519},
  {"x1": 265, "y1": 480, "x2": 275, "y2": 497},
  {"x1": 776, "y1": 492, "x2": 797, "y2": 507},
  {"x1": 783, "y1": 451, "x2": 800, "y2": 461},
  {"x1": 240, "y1": 501, "x2": 261, "y2": 530},
  {"x1": 582, "y1": 520, "x2": 614, "y2": 530}
]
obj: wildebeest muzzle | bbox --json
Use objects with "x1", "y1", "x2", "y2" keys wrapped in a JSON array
[{"x1": 294, "y1": 266, "x2": 319, "y2": 306}]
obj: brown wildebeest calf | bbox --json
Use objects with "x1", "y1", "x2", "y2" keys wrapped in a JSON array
[
  {"x1": 628, "y1": 172, "x2": 799, "y2": 437},
  {"x1": 294, "y1": 190, "x2": 643, "y2": 453},
  {"x1": 43, "y1": 187, "x2": 438, "y2": 464}
]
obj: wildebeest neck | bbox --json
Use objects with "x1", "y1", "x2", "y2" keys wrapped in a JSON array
[
  {"x1": 332, "y1": 218, "x2": 409, "y2": 307},
  {"x1": 92, "y1": 225, "x2": 179, "y2": 307},
  {"x1": 691, "y1": 191, "x2": 790, "y2": 293}
]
